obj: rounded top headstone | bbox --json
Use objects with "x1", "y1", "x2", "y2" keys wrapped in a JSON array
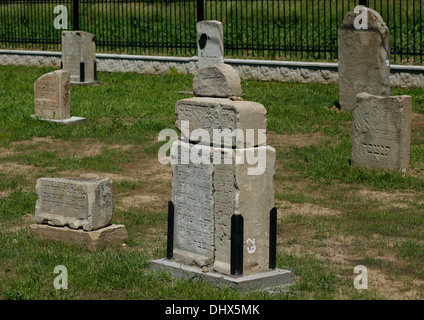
[{"x1": 193, "y1": 63, "x2": 242, "y2": 98}]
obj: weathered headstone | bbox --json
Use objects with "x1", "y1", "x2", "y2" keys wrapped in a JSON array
[
  {"x1": 170, "y1": 140, "x2": 277, "y2": 276},
  {"x1": 29, "y1": 177, "x2": 127, "y2": 250},
  {"x1": 197, "y1": 21, "x2": 224, "y2": 69},
  {"x1": 152, "y1": 57, "x2": 293, "y2": 291},
  {"x1": 32, "y1": 70, "x2": 86, "y2": 125},
  {"x1": 193, "y1": 63, "x2": 242, "y2": 98},
  {"x1": 34, "y1": 70, "x2": 70, "y2": 120},
  {"x1": 35, "y1": 177, "x2": 113, "y2": 231},
  {"x1": 175, "y1": 97, "x2": 266, "y2": 148},
  {"x1": 61, "y1": 31, "x2": 97, "y2": 84},
  {"x1": 338, "y1": 7, "x2": 391, "y2": 111},
  {"x1": 351, "y1": 92, "x2": 412, "y2": 171}
]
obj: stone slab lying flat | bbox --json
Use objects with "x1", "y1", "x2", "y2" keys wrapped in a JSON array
[
  {"x1": 31, "y1": 115, "x2": 86, "y2": 125},
  {"x1": 151, "y1": 258, "x2": 293, "y2": 292},
  {"x1": 28, "y1": 224, "x2": 128, "y2": 251}
]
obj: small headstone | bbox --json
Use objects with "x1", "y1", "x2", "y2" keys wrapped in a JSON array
[
  {"x1": 32, "y1": 70, "x2": 86, "y2": 125},
  {"x1": 338, "y1": 8, "x2": 391, "y2": 111},
  {"x1": 193, "y1": 63, "x2": 242, "y2": 98},
  {"x1": 197, "y1": 21, "x2": 224, "y2": 69},
  {"x1": 35, "y1": 177, "x2": 113, "y2": 231},
  {"x1": 61, "y1": 31, "x2": 97, "y2": 84},
  {"x1": 34, "y1": 70, "x2": 70, "y2": 120},
  {"x1": 29, "y1": 177, "x2": 127, "y2": 250},
  {"x1": 351, "y1": 92, "x2": 412, "y2": 171}
]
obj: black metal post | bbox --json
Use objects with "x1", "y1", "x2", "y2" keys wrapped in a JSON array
[
  {"x1": 197, "y1": 0, "x2": 204, "y2": 22},
  {"x1": 359, "y1": 0, "x2": 368, "y2": 7},
  {"x1": 269, "y1": 207, "x2": 277, "y2": 269},
  {"x1": 73, "y1": 0, "x2": 80, "y2": 31},
  {"x1": 166, "y1": 201, "x2": 174, "y2": 260},
  {"x1": 79, "y1": 62, "x2": 85, "y2": 83},
  {"x1": 230, "y1": 214, "x2": 244, "y2": 276}
]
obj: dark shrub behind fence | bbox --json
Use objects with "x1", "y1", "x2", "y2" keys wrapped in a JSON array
[{"x1": 0, "y1": 0, "x2": 423, "y2": 64}]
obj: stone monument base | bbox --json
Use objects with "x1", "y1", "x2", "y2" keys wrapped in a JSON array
[
  {"x1": 151, "y1": 258, "x2": 293, "y2": 292},
  {"x1": 28, "y1": 224, "x2": 128, "y2": 251},
  {"x1": 31, "y1": 115, "x2": 86, "y2": 125}
]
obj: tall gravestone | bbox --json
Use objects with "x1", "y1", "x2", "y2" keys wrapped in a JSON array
[
  {"x1": 338, "y1": 7, "x2": 391, "y2": 111},
  {"x1": 351, "y1": 92, "x2": 412, "y2": 172},
  {"x1": 152, "y1": 22, "x2": 293, "y2": 290},
  {"x1": 32, "y1": 70, "x2": 85, "y2": 125},
  {"x1": 197, "y1": 20, "x2": 224, "y2": 69},
  {"x1": 61, "y1": 31, "x2": 97, "y2": 85},
  {"x1": 28, "y1": 177, "x2": 128, "y2": 251}
]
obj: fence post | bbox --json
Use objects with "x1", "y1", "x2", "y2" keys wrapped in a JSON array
[
  {"x1": 197, "y1": 0, "x2": 204, "y2": 22},
  {"x1": 359, "y1": 0, "x2": 368, "y2": 6},
  {"x1": 73, "y1": 0, "x2": 80, "y2": 30}
]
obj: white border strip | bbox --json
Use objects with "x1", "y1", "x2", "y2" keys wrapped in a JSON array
[{"x1": 0, "y1": 49, "x2": 423, "y2": 71}]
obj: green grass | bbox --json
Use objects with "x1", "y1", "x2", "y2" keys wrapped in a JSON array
[{"x1": 1, "y1": 65, "x2": 424, "y2": 300}]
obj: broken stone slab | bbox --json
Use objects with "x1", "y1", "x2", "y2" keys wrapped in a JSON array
[
  {"x1": 28, "y1": 224, "x2": 128, "y2": 251},
  {"x1": 34, "y1": 70, "x2": 70, "y2": 120},
  {"x1": 35, "y1": 177, "x2": 113, "y2": 231},
  {"x1": 197, "y1": 20, "x2": 224, "y2": 69},
  {"x1": 61, "y1": 31, "x2": 97, "y2": 84},
  {"x1": 193, "y1": 63, "x2": 242, "y2": 98},
  {"x1": 351, "y1": 92, "x2": 412, "y2": 171},
  {"x1": 338, "y1": 8, "x2": 391, "y2": 111},
  {"x1": 175, "y1": 97, "x2": 267, "y2": 148},
  {"x1": 170, "y1": 140, "x2": 276, "y2": 276}
]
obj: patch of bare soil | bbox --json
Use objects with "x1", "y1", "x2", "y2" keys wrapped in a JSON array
[
  {"x1": 0, "y1": 162, "x2": 37, "y2": 175},
  {"x1": 412, "y1": 112, "x2": 424, "y2": 132},
  {"x1": 115, "y1": 194, "x2": 165, "y2": 212},
  {"x1": 356, "y1": 189, "x2": 416, "y2": 209},
  {"x1": 9, "y1": 136, "x2": 134, "y2": 158},
  {"x1": 276, "y1": 199, "x2": 341, "y2": 217}
]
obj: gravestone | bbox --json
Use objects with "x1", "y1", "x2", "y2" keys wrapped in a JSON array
[
  {"x1": 34, "y1": 70, "x2": 70, "y2": 120},
  {"x1": 32, "y1": 70, "x2": 85, "y2": 125},
  {"x1": 29, "y1": 177, "x2": 128, "y2": 250},
  {"x1": 351, "y1": 92, "x2": 412, "y2": 172},
  {"x1": 61, "y1": 31, "x2": 97, "y2": 85},
  {"x1": 192, "y1": 63, "x2": 242, "y2": 98},
  {"x1": 152, "y1": 60, "x2": 293, "y2": 291},
  {"x1": 197, "y1": 21, "x2": 224, "y2": 69},
  {"x1": 175, "y1": 97, "x2": 266, "y2": 148},
  {"x1": 338, "y1": 7, "x2": 391, "y2": 111}
]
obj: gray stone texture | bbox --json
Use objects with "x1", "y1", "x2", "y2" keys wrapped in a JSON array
[
  {"x1": 34, "y1": 70, "x2": 70, "y2": 120},
  {"x1": 61, "y1": 31, "x2": 96, "y2": 83},
  {"x1": 35, "y1": 177, "x2": 113, "y2": 231},
  {"x1": 338, "y1": 8, "x2": 391, "y2": 111},
  {"x1": 351, "y1": 92, "x2": 412, "y2": 171},
  {"x1": 193, "y1": 63, "x2": 242, "y2": 98},
  {"x1": 170, "y1": 140, "x2": 276, "y2": 276},
  {"x1": 175, "y1": 97, "x2": 267, "y2": 148},
  {"x1": 197, "y1": 21, "x2": 224, "y2": 69},
  {"x1": 151, "y1": 258, "x2": 293, "y2": 292}
]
